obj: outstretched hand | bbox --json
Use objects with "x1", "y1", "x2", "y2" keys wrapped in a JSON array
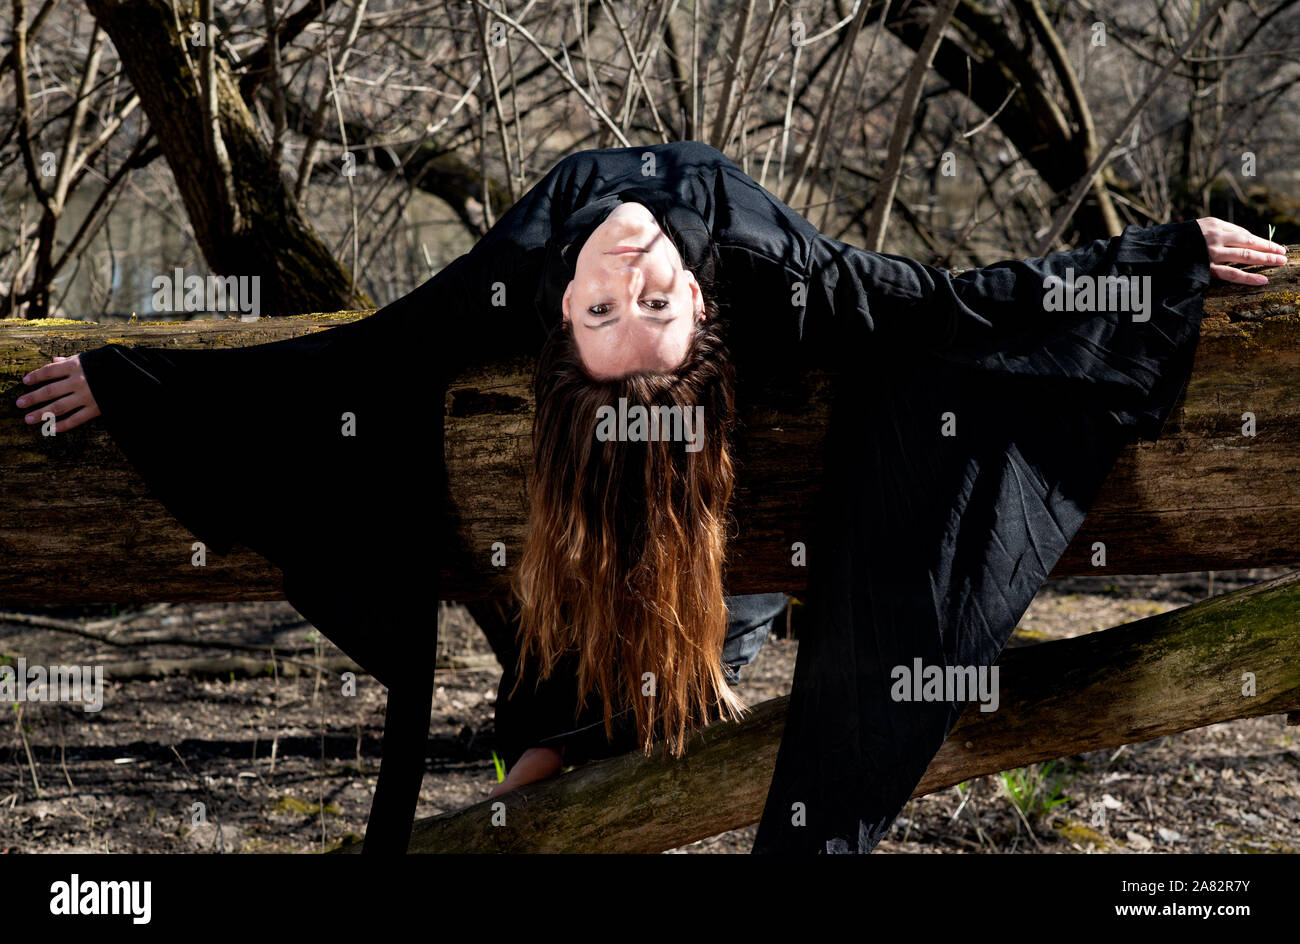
[
  {"x1": 15, "y1": 354, "x2": 101, "y2": 433},
  {"x1": 1197, "y1": 217, "x2": 1288, "y2": 285}
]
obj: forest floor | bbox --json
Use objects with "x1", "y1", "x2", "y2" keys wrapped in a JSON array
[{"x1": 1, "y1": 568, "x2": 1296, "y2": 854}]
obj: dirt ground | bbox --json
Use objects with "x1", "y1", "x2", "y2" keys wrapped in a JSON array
[{"x1": 1, "y1": 568, "x2": 1295, "y2": 854}]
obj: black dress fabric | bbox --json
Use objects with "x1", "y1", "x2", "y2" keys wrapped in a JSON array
[{"x1": 75, "y1": 141, "x2": 1211, "y2": 853}]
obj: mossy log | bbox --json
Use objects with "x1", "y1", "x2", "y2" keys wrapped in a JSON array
[
  {"x1": 1, "y1": 252, "x2": 1298, "y2": 604},
  {"x1": 337, "y1": 568, "x2": 1300, "y2": 854}
]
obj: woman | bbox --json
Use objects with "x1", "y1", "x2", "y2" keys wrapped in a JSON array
[{"x1": 17, "y1": 140, "x2": 1285, "y2": 854}]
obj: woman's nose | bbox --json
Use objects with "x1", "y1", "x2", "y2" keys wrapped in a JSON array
[{"x1": 615, "y1": 264, "x2": 645, "y2": 296}]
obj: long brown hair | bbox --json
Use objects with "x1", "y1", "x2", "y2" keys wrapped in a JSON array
[{"x1": 510, "y1": 291, "x2": 747, "y2": 758}]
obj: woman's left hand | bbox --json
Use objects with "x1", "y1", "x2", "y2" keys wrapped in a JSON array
[
  {"x1": 1197, "y1": 217, "x2": 1288, "y2": 285},
  {"x1": 15, "y1": 354, "x2": 102, "y2": 433}
]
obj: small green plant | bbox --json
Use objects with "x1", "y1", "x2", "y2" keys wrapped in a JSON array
[
  {"x1": 1267, "y1": 223, "x2": 1276, "y2": 243},
  {"x1": 491, "y1": 750, "x2": 506, "y2": 783},
  {"x1": 998, "y1": 760, "x2": 1074, "y2": 821}
]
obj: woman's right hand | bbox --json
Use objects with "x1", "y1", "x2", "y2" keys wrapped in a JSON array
[
  {"x1": 489, "y1": 746, "x2": 564, "y2": 798},
  {"x1": 15, "y1": 354, "x2": 101, "y2": 433},
  {"x1": 1195, "y1": 217, "x2": 1288, "y2": 285}
]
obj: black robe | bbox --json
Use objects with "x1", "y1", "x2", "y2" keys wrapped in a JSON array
[{"x1": 76, "y1": 140, "x2": 1211, "y2": 853}]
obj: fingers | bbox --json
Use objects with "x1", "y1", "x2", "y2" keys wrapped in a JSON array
[
  {"x1": 22, "y1": 403, "x2": 97, "y2": 434},
  {"x1": 1218, "y1": 220, "x2": 1287, "y2": 256},
  {"x1": 16, "y1": 354, "x2": 99, "y2": 433},
  {"x1": 19, "y1": 391, "x2": 97, "y2": 433},
  {"x1": 1215, "y1": 244, "x2": 1288, "y2": 268},
  {"x1": 15, "y1": 364, "x2": 100, "y2": 432},
  {"x1": 21, "y1": 355, "x2": 78, "y2": 386},
  {"x1": 1199, "y1": 218, "x2": 1288, "y2": 283},
  {"x1": 1210, "y1": 262, "x2": 1271, "y2": 287},
  {"x1": 16, "y1": 376, "x2": 76, "y2": 409},
  {"x1": 1208, "y1": 245, "x2": 1283, "y2": 285},
  {"x1": 52, "y1": 399, "x2": 100, "y2": 433},
  {"x1": 49, "y1": 407, "x2": 98, "y2": 433}
]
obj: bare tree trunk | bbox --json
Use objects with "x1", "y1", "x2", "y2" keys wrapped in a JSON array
[{"x1": 83, "y1": 0, "x2": 371, "y2": 314}]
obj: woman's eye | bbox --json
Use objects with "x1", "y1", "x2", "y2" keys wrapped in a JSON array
[{"x1": 586, "y1": 300, "x2": 666, "y2": 317}]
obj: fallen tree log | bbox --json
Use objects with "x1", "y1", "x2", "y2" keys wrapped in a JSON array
[
  {"x1": 335, "y1": 568, "x2": 1300, "y2": 854},
  {"x1": 1, "y1": 251, "x2": 1298, "y2": 604}
]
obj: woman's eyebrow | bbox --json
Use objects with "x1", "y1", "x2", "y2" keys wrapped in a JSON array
[
  {"x1": 583, "y1": 310, "x2": 678, "y2": 327},
  {"x1": 585, "y1": 317, "x2": 677, "y2": 327}
]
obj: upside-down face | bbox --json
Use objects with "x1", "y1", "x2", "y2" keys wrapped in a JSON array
[{"x1": 562, "y1": 200, "x2": 705, "y2": 380}]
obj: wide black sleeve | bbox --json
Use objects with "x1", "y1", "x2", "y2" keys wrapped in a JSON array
[
  {"x1": 702, "y1": 143, "x2": 1209, "y2": 439},
  {"x1": 76, "y1": 321, "x2": 439, "y2": 690},
  {"x1": 73, "y1": 151, "x2": 619, "y2": 689},
  {"x1": 751, "y1": 224, "x2": 1214, "y2": 853},
  {"x1": 803, "y1": 219, "x2": 1212, "y2": 439}
]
